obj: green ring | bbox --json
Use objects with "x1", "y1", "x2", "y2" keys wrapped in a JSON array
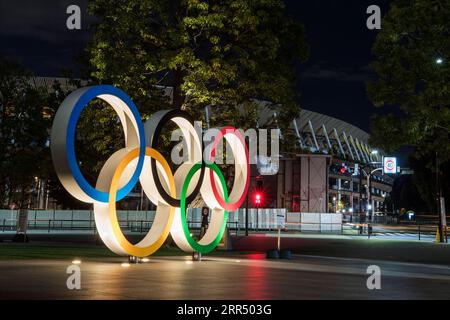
[{"x1": 180, "y1": 162, "x2": 228, "y2": 254}]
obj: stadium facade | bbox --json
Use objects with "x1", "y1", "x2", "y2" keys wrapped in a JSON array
[{"x1": 250, "y1": 108, "x2": 393, "y2": 217}]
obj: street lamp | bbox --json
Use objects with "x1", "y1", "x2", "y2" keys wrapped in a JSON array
[
  {"x1": 436, "y1": 58, "x2": 444, "y2": 64},
  {"x1": 370, "y1": 150, "x2": 379, "y2": 163}
]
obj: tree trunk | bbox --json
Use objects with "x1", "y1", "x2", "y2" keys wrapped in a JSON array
[{"x1": 172, "y1": 68, "x2": 185, "y2": 110}]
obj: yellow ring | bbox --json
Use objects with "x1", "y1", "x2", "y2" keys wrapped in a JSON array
[{"x1": 108, "y1": 147, "x2": 176, "y2": 257}]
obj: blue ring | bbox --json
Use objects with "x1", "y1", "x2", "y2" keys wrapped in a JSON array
[{"x1": 66, "y1": 85, "x2": 145, "y2": 202}]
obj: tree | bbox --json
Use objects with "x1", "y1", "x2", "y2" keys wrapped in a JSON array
[
  {"x1": 87, "y1": 0, "x2": 309, "y2": 130},
  {"x1": 0, "y1": 57, "x2": 52, "y2": 208},
  {"x1": 367, "y1": 0, "x2": 450, "y2": 211}
]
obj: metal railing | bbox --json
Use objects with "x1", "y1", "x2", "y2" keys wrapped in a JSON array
[
  {"x1": 343, "y1": 223, "x2": 439, "y2": 240},
  {"x1": 1, "y1": 218, "x2": 442, "y2": 241},
  {"x1": 0, "y1": 218, "x2": 240, "y2": 235}
]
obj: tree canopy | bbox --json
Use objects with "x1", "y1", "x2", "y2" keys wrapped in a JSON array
[
  {"x1": 367, "y1": 0, "x2": 450, "y2": 211},
  {"x1": 0, "y1": 57, "x2": 52, "y2": 208},
  {"x1": 87, "y1": 0, "x2": 309, "y2": 129}
]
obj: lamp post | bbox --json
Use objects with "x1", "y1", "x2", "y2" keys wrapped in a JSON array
[
  {"x1": 332, "y1": 196, "x2": 337, "y2": 213},
  {"x1": 433, "y1": 123, "x2": 449, "y2": 243},
  {"x1": 358, "y1": 151, "x2": 382, "y2": 223},
  {"x1": 365, "y1": 167, "x2": 384, "y2": 222},
  {"x1": 245, "y1": 189, "x2": 249, "y2": 236},
  {"x1": 434, "y1": 59, "x2": 445, "y2": 242},
  {"x1": 436, "y1": 151, "x2": 445, "y2": 243}
]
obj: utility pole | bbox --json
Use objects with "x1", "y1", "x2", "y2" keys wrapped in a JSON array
[
  {"x1": 245, "y1": 187, "x2": 249, "y2": 236},
  {"x1": 358, "y1": 160, "x2": 383, "y2": 223},
  {"x1": 367, "y1": 171, "x2": 371, "y2": 222},
  {"x1": 433, "y1": 125, "x2": 449, "y2": 242},
  {"x1": 436, "y1": 151, "x2": 443, "y2": 243},
  {"x1": 359, "y1": 163, "x2": 363, "y2": 216}
]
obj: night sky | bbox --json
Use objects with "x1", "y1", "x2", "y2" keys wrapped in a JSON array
[{"x1": 0, "y1": 0, "x2": 391, "y2": 133}]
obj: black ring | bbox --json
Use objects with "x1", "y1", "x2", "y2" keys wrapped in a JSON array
[{"x1": 149, "y1": 110, "x2": 205, "y2": 207}]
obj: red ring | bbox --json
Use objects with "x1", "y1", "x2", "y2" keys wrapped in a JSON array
[{"x1": 209, "y1": 126, "x2": 250, "y2": 211}]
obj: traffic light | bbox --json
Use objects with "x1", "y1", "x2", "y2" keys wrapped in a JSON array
[
  {"x1": 254, "y1": 192, "x2": 263, "y2": 206},
  {"x1": 254, "y1": 179, "x2": 264, "y2": 207},
  {"x1": 338, "y1": 163, "x2": 350, "y2": 175}
]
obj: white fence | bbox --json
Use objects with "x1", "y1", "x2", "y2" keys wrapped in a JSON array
[
  {"x1": 0, "y1": 209, "x2": 156, "y2": 230},
  {"x1": 286, "y1": 212, "x2": 342, "y2": 232}
]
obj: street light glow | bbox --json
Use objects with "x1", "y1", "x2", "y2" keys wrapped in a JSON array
[
  {"x1": 371, "y1": 150, "x2": 379, "y2": 155},
  {"x1": 436, "y1": 58, "x2": 443, "y2": 64}
]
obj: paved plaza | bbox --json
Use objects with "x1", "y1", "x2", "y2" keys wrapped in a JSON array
[{"x1": 0, "y1": 253, "x2": 449, "y2": 299}]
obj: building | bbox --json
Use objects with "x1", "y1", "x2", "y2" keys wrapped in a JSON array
[{"x1": 250, "y1": 109, "x2": 393, "y2": 216}]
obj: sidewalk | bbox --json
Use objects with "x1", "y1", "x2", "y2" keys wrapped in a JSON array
[
  {"x1": 230, "y1": 234, "x2": 450, "y2": 265},
  {"x1": 257, "y1": 230, "x2": 436, "y2": 242}
]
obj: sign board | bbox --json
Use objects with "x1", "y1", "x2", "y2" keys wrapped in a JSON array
[
  {"x1": 352, "y1": 163, "x2": 359, "y2": 176},
  {"x1": 276, "y1": 211, "x2": 286, "y2": 229},
  {"x1": 401, "y1": 169, "x2": 414, "y2": 175},
  {"x1": 441, "y1": 197, "x2": 447, "y2": 227},
  {"x1": 383, "y1": 157, "x2": 397, "y2": 174}
]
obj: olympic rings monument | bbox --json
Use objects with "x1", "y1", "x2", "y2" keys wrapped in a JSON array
[{"x1": 51, "y1": 85, "x2": 250, "y2": 257}]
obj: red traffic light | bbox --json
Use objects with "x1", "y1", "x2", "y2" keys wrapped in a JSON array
[
  {"x1": 339, "y1": 163, "x2": 347, "y2": 174},
  {"x1": 254, "y1": 192, "x2": 263, "y2": 206}
]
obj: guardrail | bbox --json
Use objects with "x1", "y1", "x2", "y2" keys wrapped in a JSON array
[
  {"x1": 343, "y1": 223, "x2": 440, "y2": 241},
  {"x1": 0, "y1": 208, "x2": 288, "y2": 234},
  {"x1": 0, "y1": 218, "x2": 240, "y2": 235},
  {"x1": 0, "y1": 217, "x2": 343, "y2": 235},
  {"x1": 342, "y1": 214, "x2": 449, "y2": 225}
]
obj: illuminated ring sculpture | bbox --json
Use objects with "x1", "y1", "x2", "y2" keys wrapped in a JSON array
[
  {"x1": 51, "y1": 85, "x2": 145, "y2": 203},
  {"x1": 207, "y1": 126, "x2": 250, "y2": 212},
  {"x1": 95, "y1": 147, "x2": 176, "y2": 256},
  {"x1": 50, "y1": 85, "x2": 250, "y2": 257},
  {"x1": 144, "y1": 110, "x2": 205, "y2": 207},
  {"x1": 171, "y1": 162, "x2": 228, "y2": 253}
]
